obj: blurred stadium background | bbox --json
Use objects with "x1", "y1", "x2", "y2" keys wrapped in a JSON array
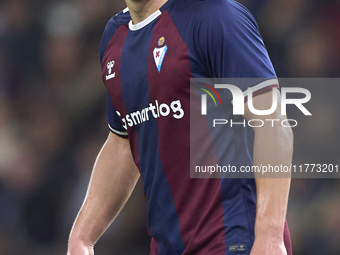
[{"x1": 0, "y1": 0, "x2": 339, "y2": 254}]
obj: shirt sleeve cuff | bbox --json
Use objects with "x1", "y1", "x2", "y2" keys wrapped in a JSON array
[
  {"x1": 108, "y1": 124, "x2": 128, "y2": 137},
  {"x1": 243, "y1": 78, "x2": 280, "y2": 102}
]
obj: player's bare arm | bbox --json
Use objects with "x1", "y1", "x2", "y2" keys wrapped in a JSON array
[
  {"x1": 244, "y1": 89, "x2": 293, "y2": 255},
  {"x1": 67, "y1": 132, "x2": 140, "y2": 255}
]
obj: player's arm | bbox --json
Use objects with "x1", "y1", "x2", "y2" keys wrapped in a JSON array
[
  {"x1": 244, "y1": 89, "x2": 293, "y2": 255},
  {"x1": 67, "y1": 132, "x2": 140, "y2": 255}
]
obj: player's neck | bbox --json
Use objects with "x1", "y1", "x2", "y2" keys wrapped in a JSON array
[{"x1": 125, "y1": 0, "x2": 168, "y2": 24}]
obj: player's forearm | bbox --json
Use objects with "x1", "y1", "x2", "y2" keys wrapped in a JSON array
[
  {"x1": 253, "y1": 123, "x2": 293, "y2": 240},
  {"x1": 68, "y1": 133, "x2": 140, "y2": 248}
]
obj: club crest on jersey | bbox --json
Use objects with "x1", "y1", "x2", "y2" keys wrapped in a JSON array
[{"x1": 153, "y1": 37, "x2": 168, "y2": 73}]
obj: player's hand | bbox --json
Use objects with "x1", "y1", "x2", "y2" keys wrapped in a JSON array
[
  {"x1": 249, "y1": 239, "x2": 287, "y2": 255},
  {"x1": 67, "y1": 241, "x2": 94, "y2": 255}
]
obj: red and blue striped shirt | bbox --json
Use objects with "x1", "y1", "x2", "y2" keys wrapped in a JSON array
[{"x1": 100, "y1": 0, "x2": 292, "y2": 254}]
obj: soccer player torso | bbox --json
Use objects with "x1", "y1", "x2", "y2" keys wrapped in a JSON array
[{"x1": 100, "y1": 0, "x2": 291, "y2": 254}]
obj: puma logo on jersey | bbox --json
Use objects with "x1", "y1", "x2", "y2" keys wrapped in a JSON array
[{"x1": 106, "y1": 60, "x2": 116, "y2": 80}]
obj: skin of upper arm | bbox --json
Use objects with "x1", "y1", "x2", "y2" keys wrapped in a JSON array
[
  {"x1": 243, "y1": 88, "x2": 294, "y2": 151},
  {"x1": 106, "y1": 131, "x2": 130, "y2": 153}
]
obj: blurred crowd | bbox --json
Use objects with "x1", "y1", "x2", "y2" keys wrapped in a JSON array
[{"x1": 0, "y1": 0, "x2": 339, "y2": 254}]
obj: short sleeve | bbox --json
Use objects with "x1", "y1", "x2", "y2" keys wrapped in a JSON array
[
  {"x1": 106, "y1": 93, "x2": 128, "y2": 137},
  {"x1": 194, "y1": 0, "x2": 279, "y2": 96}
]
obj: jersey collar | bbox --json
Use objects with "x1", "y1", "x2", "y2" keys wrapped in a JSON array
[
  {"x1": 127, "y1": 0, "x2": 175, "y2": 31},
  {"x1": 128, "y1": 9, "x2": 162, "y2": 31}
]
